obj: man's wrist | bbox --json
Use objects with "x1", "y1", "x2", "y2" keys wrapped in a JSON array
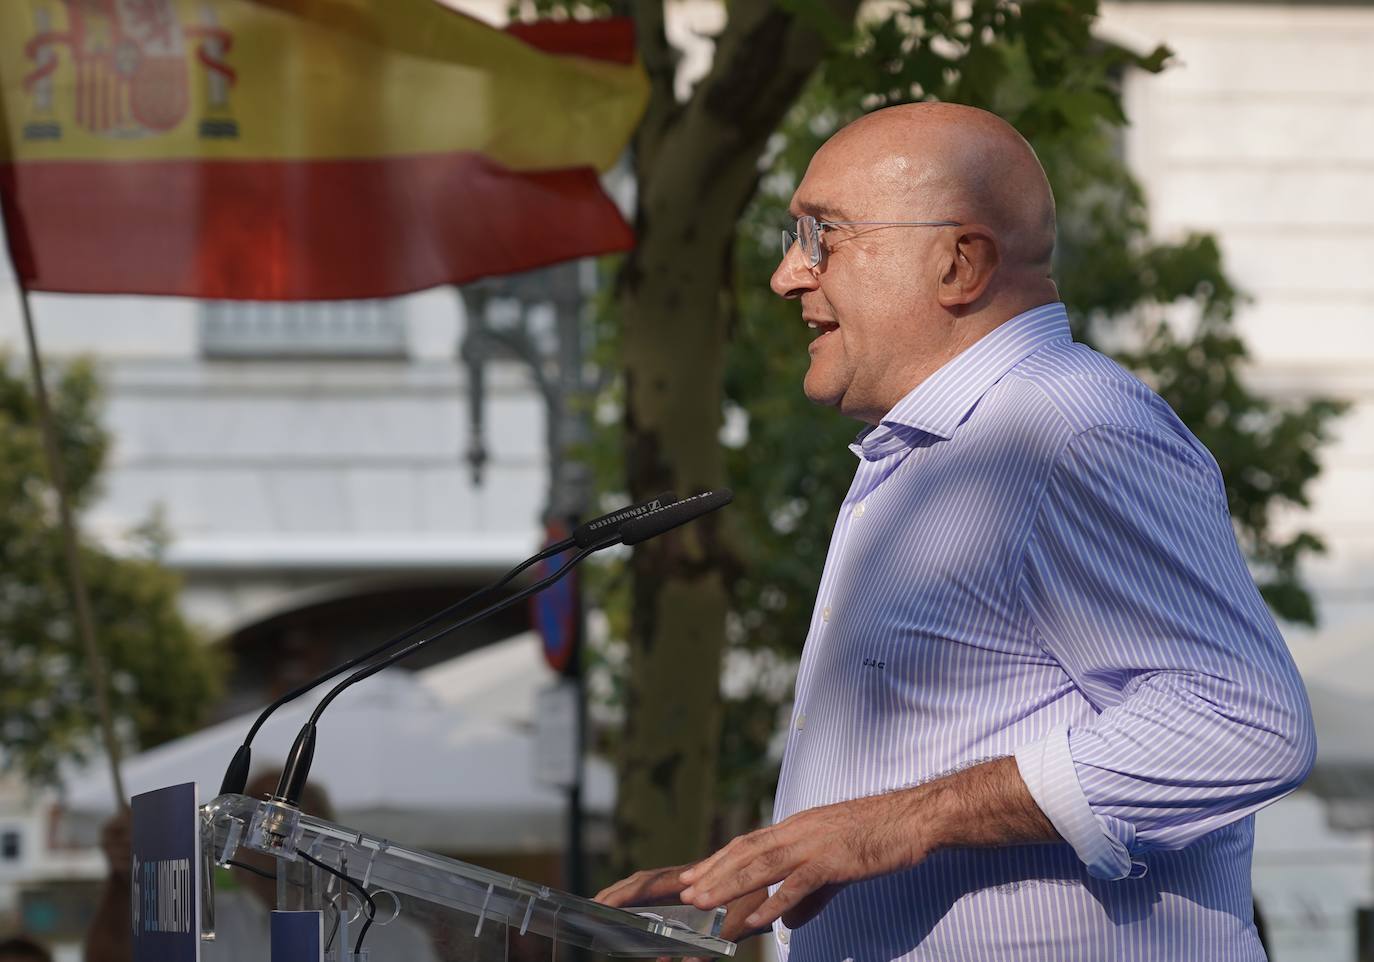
[
  {"x1": 899, "y1": 777, "x2": 958, "y2": 858},
  {"x1": 902, "y1": 756, "x2": 1058, "y2": 856},
  {"x1": 1014, "y1": 728, "x2": 1135, "y2": 880}
]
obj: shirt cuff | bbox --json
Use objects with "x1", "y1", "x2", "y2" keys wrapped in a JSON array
[{"x1": 1014, "y1": 725, "x2": 1138, "y2": 881}]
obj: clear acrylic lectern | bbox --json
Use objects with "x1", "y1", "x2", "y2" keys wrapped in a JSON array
[{"x1": 202, "y1": 793, "x2": 737, "y2": 961}]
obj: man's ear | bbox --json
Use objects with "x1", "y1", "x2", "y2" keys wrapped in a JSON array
[{"x1": 937, "y1": 226, "x2": 999, "y2": 308}]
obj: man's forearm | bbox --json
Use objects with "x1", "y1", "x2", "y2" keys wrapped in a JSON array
[
  {"x1": 678, "y1": 754, "x2": 1062, "y2": 929},
  {"x1": 912, "y1": 755, "x2": 1060, "y2": 853}
]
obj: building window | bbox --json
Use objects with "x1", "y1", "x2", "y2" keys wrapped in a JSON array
[
  {"x1": 200, "y1": 300, "x2": 407, "y2": 359},
  {"x1": 1, "y1": 829, "x2": 21, "y2": 861}
]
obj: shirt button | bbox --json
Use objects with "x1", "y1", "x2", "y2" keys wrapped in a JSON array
[
  {"x1": 779, "y1": 930, "x2": 790, "y2": 945},
  {"x1": 822, "y1": 606, "x2": 831, "y2": 623},
  {"x1": 795, "y1": 714, "x2": 806, "y2": 731},
  {"x1": 853, "y1": 502, "x2": 866, "y2": 518}
]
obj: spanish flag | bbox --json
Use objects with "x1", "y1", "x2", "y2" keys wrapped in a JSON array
[{"x1": 0, "y1": 0, "x2": 647, "y2": 300}]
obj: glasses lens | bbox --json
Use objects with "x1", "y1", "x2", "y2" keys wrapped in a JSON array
[
  {"x1": 782, "y1": 229, "x2": 797, "y2": 261},
  {"x1": 798, "y1": 216, "x2": 820, "y2": 267}
]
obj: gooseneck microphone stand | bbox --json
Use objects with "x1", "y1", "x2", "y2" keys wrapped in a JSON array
[
  {"x1": 218, "y1": 493, "x2": 677, "y2": 796},
  {"x1": 271, "y1": 488, "x2": 734, "y2": 808},
  {"x1": 272, "y1": 543, "x2": 597, "y2": 805}
]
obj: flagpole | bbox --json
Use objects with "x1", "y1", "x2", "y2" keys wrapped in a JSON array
[{"x1": 16, "y1": 289, "x2": 127, "y2": 806}]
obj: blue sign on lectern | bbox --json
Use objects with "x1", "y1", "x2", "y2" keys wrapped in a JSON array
[
  {"x1": 271, "y1": 911, "x2": 324, "y2": 962},
  {"x1": 131, "y1": 782, "x2": 200, "y2": 962}
]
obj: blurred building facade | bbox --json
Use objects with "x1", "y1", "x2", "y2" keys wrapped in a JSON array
[{"x1": 0, "y1": 285, "x2": 555, "y2": 688}]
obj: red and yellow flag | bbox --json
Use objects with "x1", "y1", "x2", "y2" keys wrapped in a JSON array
[{"x1": 0, "y1": 0, "x2": 647, "y2": 300}]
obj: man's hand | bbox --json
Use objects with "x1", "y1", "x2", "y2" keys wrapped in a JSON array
[
  {"x1": 678, "y1": 757, "x2": 1057, "y2": 931},
  {"x1": 595, "y1": 863, "x2": 771, "y2": 961},
  {"x1": 677, "y1": 790, "x2": 928, "y2": 931},
  {"x1": 596, "y1": 862, "x2": 697, "y2": 909}
]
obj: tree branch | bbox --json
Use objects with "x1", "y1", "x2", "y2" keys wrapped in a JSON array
[
  {"x1": 698, "y1": 0, "x2": 851, "y2": 131},
  {"x1": 647, "y1": 0, "x2": 862, "y2": 218},
  {"x1": 632, "y1": 0, "x2": 681, "y2": 171}
]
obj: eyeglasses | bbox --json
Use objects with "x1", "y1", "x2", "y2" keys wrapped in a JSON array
[{"x1": 781, "y1": 214, "x2": 961, "y2": 268}]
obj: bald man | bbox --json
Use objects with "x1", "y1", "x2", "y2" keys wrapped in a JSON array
[{"x1": 598, "y1": 103, "x2": 1313, "y2": 961}]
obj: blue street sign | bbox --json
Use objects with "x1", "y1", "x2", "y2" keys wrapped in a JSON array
[{"x1": 533, "y1": 521, "x2": 579, "y2": 675}]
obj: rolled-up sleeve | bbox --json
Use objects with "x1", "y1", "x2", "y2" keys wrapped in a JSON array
[{"x1": 1014, "y1": 424, "x2": 1316, "y2": 880}]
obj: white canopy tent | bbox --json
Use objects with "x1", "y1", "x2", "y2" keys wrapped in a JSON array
[{"x1": 60, "y1": 633, "x2": 613, "y2": 854}]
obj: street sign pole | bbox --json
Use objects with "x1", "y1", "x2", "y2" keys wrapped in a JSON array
[{"x1": 461, "y1": 262, "x2": 597, "y2": 899}]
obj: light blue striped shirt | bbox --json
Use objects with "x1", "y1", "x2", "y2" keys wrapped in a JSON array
[{"x1": 771, "y1": 302, "x2": 1315, "y2": 962}]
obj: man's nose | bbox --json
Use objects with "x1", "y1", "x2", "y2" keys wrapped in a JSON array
[{"x1": 771, "y1": 246, "x2": 820, "y2": 299}]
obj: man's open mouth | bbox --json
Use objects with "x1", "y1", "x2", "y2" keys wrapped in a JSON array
[{"x1": 806, "y1": 319, "x2": 839, "y2": 341}]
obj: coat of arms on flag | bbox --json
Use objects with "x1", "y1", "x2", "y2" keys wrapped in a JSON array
[{"x1": 20, "y1": 0, "x2": 237, "y2": 142}]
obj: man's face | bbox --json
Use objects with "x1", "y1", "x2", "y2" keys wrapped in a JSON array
[{"x1": 770, "y1": 138, "x2": 952, "y2": 424}]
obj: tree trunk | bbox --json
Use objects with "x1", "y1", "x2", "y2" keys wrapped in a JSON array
[
  {"x1": 612, "y1": 0, "x2": 862, "y2": 872},
  {"x1": 615, "y1": 205, "x2": 735, "y2": 868}
]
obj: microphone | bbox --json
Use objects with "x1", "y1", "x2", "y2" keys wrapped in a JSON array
[
  {"x1": 218, "y1": 492, "x2": 676, "y2": 796},
  {"x1": 572, "y1": 493, "x2": 675, "y2": 548},
  {"x1": 620, "y1": 488, "x2": 733, "y2": 545},
  {"x1": 270, "y1": 488, "x2": 733, "y2": 809}
]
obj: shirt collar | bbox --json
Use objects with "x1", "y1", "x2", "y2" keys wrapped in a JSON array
[{"x1": 850, "y1": 302, "x2": 1071, "y2": 461}]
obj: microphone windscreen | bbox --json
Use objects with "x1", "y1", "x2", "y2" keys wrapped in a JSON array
[
  {"x1": 573, "y1": 491, "x2": 678, "y2": 548},
  {"x1": 619, "y1": 489, "x2": 733, "y2": 546}
]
